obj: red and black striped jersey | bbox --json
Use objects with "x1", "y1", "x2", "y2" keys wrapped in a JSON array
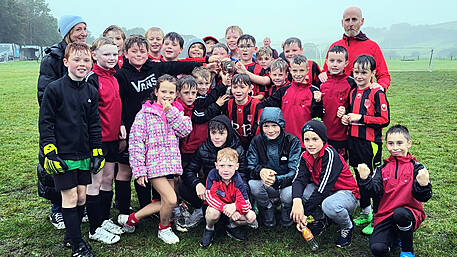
[
  {"x1": 348, "y1": 86, "x2": 390, "y2": 143},
  {"x1": 224, "y1": 96, "x2": 262, "y2": 149},
  {"x1": 245, "y1": 62, "x2": 267, "y2": 96}
]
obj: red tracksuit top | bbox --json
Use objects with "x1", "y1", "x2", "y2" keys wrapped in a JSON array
[
  {"x1": 303, "y1": 144, "x2": 360, "y2": 199},
  {"x1": 319, "y1": 72, "x2": 355, "y2": 142},
  {"x1": 323, "y1": 32, "x2": 391, "y2": 91},
  {"x1": 205, "y1": 169, "x2": 251, "y2": 215},
  {"x1": 370, "y1": 154, "x2": 429, "y2": 230},
  {"x1": 348, "y1": 86, "x2": 390, "y2": 143},
  {"x1": 88, "y1": 63, "x2": 122, "y2": 142},
  {"x1": 176, "y1": 98, "x2": 208, "y2": 154},
  {"x1": 282, "y1": 81, "x2": 316, "y2": 147}
]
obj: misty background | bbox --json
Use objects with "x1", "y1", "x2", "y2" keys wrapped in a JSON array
[{"x1": 1, "y1": 0, "x2": 457, "y2": 59}]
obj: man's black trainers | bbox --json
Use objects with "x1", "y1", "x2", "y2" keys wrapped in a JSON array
[
  {"x1": 226, "y1": 226, "x2": 246, "y2": 241},
  {"x1": 308, "y1": 218, "x2": 329, "y2": 237},
  {"x1": 336, "y1": 225, "x2": 353, "y2": 248},
  {"x1": 71, "y1": 240, "x2": 95, "y2": 257},
  {"x1": 200, "y1": 228, "x2": 215, "y2": 248}
]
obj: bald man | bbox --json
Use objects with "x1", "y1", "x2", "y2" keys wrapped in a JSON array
[
  {"x1": 263, "y1": 37, "x2": 279, "y2": 59},
  {"x1": 320, "y1": 6, "x2": 390, "y2": 91}
]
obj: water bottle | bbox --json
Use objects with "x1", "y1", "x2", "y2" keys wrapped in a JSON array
[{"x1": 302, "y1": 226, "x2": 319, "y2": 251}]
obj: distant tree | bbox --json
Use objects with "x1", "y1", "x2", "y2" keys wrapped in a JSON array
[
  {"x1": 122, "y1": 27, "x2": 146, "y2": 37},
  {"x1": 0, "y1": 0, "x2": 60, "y2": 46}
]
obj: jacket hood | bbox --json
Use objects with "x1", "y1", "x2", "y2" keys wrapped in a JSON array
[
  {"x1": 184, "y1": 38, "x2": 206, "y2": 58},
  {"x1": 45, "y1": 40, "x2": 67, "y2": 58},
  {"x1": 206, "y1": 114, "x2": 239, "y2": 149},
  {"x1": 259, "y1": 107, "x2": 285, "y2": 129}
]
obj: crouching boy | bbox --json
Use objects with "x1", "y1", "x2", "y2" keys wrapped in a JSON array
[
  {"x1": 201, "y1": 148, "x2": 256, "y2": 247},
  {"x1": 358, "y1": 125, "x2": 432, "y2": 257},
  {"x1": 248, "y1": 107, "x2": 301, "y2": 227},
  {"x1": 291, "y1": 120, "x2": 360, "y2": 248}
]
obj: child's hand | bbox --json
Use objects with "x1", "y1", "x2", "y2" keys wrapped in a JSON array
[
  {"x1": 290, "y1": 198, "x2": 305, "y2": 224},
  {"x1": 370, "y1": 82, "x2": 384, "y2": 91},
  {"x1": 318, "y1": 72, "x2": 328, "y2": 83},
  {"x1": 119, "y1": 125, "x2": 127, "y2": 140},
  {"x1": 235, "y1": 62, "x2": 247, "y2": 74},
  {"x1": 195, "y1": 183, "x2": 206, "y2": 200},
  {"x1": 337, "y1": 106, "x2": 346, "y2": 118},
  {"x1": 206, "y1": 62, "x2": 219, "y2": 73},
  {"x1": 313, "y1": 91, "x2": 322, "y2": 102},
  {"x1": 341, "y1": 115, "x2": 350, "y2": 125},
  {"x1": 416, "y1": 168, "x2": 430, "y2": 186},
  {"x1": 260, "y1": 168, "x2": 276, "y2": 187},
  {"x1": 296, "y1": 219, "x2": 308, "y2": 232},
  {"x1": 223, "y1": 203, "x2": 237, "y2": 217},
  {"x1": 347, "y1": 113, "x2": 362, "y2": 123},
  {"x1": 208, "y1": 55, "x2": 220, "y2": 63},
  {"x1": 357, "y1": 163, "x2": 371, "y2": 180},
  {"x1": 136, "y1": 176, "x2": 148, "y2": 187},
  {"x1": 216, "y1": 95, "x2": 230, "y2": 106},
  {"x1": 162, "y1": 100, "x2": 172, "y2": 112},
  {"x1": 231, "y1": 211, "x2": 241, "y2": 221}
]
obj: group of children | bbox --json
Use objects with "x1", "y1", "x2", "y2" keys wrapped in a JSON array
[{"x1": 37, "y1": 15, "x2": 432, "y2": 257}]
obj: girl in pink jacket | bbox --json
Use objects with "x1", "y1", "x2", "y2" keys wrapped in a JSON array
[{"x1": 118, "y1": 74, "x2": 192, "y2": 244}]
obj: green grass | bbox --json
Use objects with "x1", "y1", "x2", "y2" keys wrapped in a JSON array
[{"x1": 0, "y1": 60, "x2": 456, "y2": 256}]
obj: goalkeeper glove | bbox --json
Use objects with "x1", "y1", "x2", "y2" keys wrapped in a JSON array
[
  {"x1": 43, "y1": 144, "x2": 68, "y2": 175},
  {"x1": 90, "y1": 148, "x2": 105, "y2": 174}
]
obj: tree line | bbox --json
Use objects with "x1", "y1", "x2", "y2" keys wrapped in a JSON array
[{"x1": 0, "y1": 0, "x2": 60, "y2": 46}]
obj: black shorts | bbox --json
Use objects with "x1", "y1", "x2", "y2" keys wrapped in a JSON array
[
  {"x1": 52, "y1": 169, "x2": 92, "y2": 191},
  {"x1": 328, "y1": 139, "x2": 348, "y2": 160},
  {"x1": 118, "y1": 148, "x2": 130, "y2": 165},
  {"x1": 348, "y1": 137, "x2": 382, "y2": 170},
  {"x1": 102, "y1": 141, "x2": 120, "y2": 163}
]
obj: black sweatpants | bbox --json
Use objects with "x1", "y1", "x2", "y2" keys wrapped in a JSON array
[{"x1": 370, "y1": 207, "x2": 416, "y2": 256}]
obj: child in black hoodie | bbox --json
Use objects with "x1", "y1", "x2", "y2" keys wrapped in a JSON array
[
  {"x1": 113, "y1": 35, "x2": 202, "y2": 227},
  {"x1": 179, "y1": 115, "x2": 249, "y2": 231}
]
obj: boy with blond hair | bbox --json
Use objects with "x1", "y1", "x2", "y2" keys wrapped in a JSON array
[
  {"x1": 201, "y1": 148, "x2": 256, "y2": 247},
  {"x1": 145, "y1": 27, "x2": 164, "y2": 61}
]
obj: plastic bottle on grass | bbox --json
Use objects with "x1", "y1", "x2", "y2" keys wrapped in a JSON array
[{"x1": 302, "y1": 226, "x2": 319, "y2": 251}]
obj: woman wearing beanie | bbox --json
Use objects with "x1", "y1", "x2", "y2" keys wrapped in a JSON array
[
  {"x1": 36, "y1": 14, "x2": 90, "y2": 254},
  {"x1": 290, "y1": 120, "x2": 360, "y2": 248}
]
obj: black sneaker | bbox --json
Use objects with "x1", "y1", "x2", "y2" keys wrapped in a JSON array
[
  {"x1": 226, "y1": 226, "x2": 246, "y2": 241},
  {"x1": 308, "y1": 218, "x2": 329, "y2": 237},
  {"x1": 200, "y1": 228, "x2": 215, "y2": 248},
  {"x1": 262, "y1": 205, "x2": 276, "y2": 227},
  {"x1": 71, "y1": 240, "x2": 95, "y2": 257},
  {"x1": 50, "y1": 212, "x2": 65, "y2": 230},
  {"x1": 336, "y1": 225, "x2": 353, "y2": 248},
  {"x1": 63, "y1": 237, "x2": 72, "y2": 249}
]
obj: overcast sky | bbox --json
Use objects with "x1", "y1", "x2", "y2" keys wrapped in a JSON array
[{"x1": 46, "y1": 0, "x2": 457, "y2": 49}]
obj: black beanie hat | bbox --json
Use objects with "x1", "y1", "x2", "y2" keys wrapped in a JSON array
[{"x1": 302, "y1": 120, "x2": 328, "y2": 143}]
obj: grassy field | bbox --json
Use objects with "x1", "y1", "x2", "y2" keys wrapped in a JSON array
[{"x1": 0, "y1": 60, "x2": 456, "y2": 256}]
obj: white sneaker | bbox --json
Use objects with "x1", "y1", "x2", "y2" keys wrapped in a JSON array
[
  {"x1": 89, "y1": 227, "x2": 120, "y2": 244},
  {"x1": 101, "y1": 219, "x2": 124, "y2": 235},
  {"x1": 117, "y1": 214, "x2": 135, "y2": 233},
  {"x1": 49, "y1": 212, "x2": 65, "y2": 230},
  {"x1": 158, "y1": 227, "x2": 180, "y2": 244}
]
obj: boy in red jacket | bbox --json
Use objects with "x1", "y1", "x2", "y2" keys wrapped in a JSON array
[
  {"x1": 313, "y1": 45, "x2": 356, "y2": 160},
  {"x1": 261, "y1": 54, "x2": 320, "y2": 148},
  {"x1": 358, "y1": 125, "x2": 432, "y2": 257},
  {"x1": 201, "y1": 148, "x2": 256, "y2": 247}
]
